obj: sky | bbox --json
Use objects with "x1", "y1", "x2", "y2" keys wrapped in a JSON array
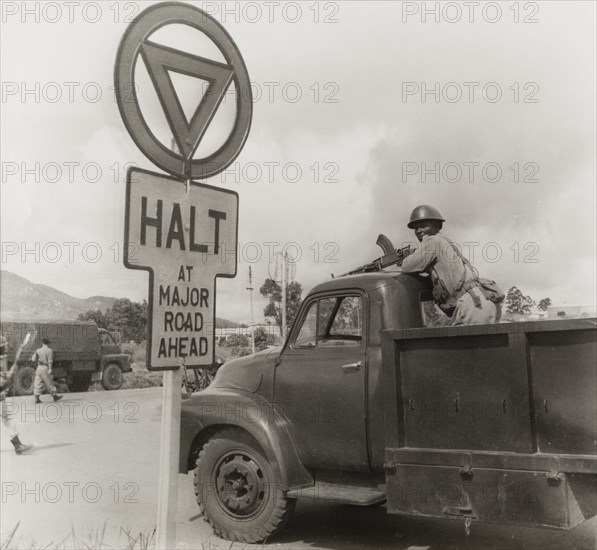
[{"x1": 1, "y1": 0, "x2": 596, "y2": 322}]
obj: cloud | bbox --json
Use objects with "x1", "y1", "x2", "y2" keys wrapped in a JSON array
[{"x1": 1, "y1": 1, "x2": 595, "y2": 321}]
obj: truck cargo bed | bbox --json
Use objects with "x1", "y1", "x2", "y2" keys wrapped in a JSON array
[
  {"x1": 381, "y1": 318, "x2": 597, "y2": 529},
  {"x1": 2, "y1": 321, "x2": 101, "y2": 361}
]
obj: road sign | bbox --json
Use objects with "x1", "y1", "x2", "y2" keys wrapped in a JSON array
[
  {"x1": 114, "y1": 2, "x2": 252, "y2": 180},
  {"x1": 124, "y1": 167, "x2": 238, "y2": 370},
  {"x1": 115, "y1": 4, "x2": 250, "y2": 546}
]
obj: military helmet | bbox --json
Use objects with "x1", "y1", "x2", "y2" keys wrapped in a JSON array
[{"x1": 407, "y1": 205, "x2": 445, "y2": 229}]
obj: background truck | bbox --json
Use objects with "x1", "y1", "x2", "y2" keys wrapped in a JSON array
[
  {"x1": 1, "y1": 321, "x2": 132, "y2": 395},
  {"x1": 179, "y1": 270, "x2": 597, "y2": 543}
]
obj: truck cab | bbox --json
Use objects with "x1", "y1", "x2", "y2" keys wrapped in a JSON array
[
  {"x1": 95, "y1": 328, "x2": 132, "y2": 390},
  {"x1": 180, "y1": 272, "x2": 597, "y2": 543}
]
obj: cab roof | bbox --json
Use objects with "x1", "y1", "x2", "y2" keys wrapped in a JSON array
[{"x1": 308, "y1": 270, "x2": 419, "y2": 295}]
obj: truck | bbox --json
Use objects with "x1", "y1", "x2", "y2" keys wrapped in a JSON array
[
  {"x1": 1, "y1": 321, "x2": 132, "y2": 395},
  {"x1": 179, "y1": 270, "x2": 597, "y2": 543}
]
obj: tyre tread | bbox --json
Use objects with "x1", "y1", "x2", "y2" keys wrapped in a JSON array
[
  {"x1": 193, "y1": 427, "x2": 295, "y2": 543},
  {"x1": 101, "y1": 363, "x2": 123, "y2": 391}
]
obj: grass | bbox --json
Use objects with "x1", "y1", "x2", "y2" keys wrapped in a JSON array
[
  {"x1": 121, "y1": 371, "x2": 163, "y2": 390},
  {"x1": 0, "y1": 523, "x2": 156, "y2": 549},
  {"x1": 1, "y1": 523, "x2": 259, "y2": 549}
]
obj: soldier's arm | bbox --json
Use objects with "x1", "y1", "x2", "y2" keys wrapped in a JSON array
[
  {"x1": 48, "y1": 349, "x2": 53, "y2": 373},
  {"x1": 401, "y1": 237, "x2": 438, "y2": 273}
]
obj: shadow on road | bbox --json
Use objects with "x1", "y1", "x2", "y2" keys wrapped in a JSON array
[{"x1": 271, "y1": 501, "x2": 596, "y2": 550}]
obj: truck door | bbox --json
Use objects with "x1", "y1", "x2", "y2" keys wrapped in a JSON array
[{"x1": 274, "y1": 293, "x2": 369, "y2": 470}]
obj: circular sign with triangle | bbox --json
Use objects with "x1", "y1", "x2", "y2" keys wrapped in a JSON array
[{"x1": 114, "y1": 2, "x2": 253, "y2": 180}]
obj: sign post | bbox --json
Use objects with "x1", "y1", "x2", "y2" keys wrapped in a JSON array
[
  {"x1": 156, "y1": 367, "x2": 182, "y2": 549},
  {"x1": 124, "y1": 168, "x2": 238, "y2": 548},
  {"x1": 114, "y1": 2, "x2": 252, "y2": 547}
]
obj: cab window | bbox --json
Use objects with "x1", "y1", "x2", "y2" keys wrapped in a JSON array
[
  {"x1": 293, "y1": 295, "x2": 363, "y2": 348},
  {"x1": 294, "y1": 304, "x2": 317, "y2": 347},
  {"x1": 100, "y1": 332, "x2": 115, "y2": 345}
]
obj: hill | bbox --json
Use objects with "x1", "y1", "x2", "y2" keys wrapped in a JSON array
[
  {"x1": 0, "y1": 271, "x2": 116, "y2": 320},
  {"x1": 0, "y1": 271, "x2": 239, "y2": 327}
]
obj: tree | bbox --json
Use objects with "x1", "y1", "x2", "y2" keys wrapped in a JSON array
[
  {"x1": 231, "y1": 345, "x2": 251, "y2": 358},
  {"x1": 260, "y1": 278, "x2": 303, "y2": 334},
  {"x1": 77, "y1": 309, "x2": 108, "y2": 329},
  {"x1": 505, "y1": 286, "x2": 535, "y2": 315},
  {"x1": 219, "y1": 334, "x2": 252, "y2": 358},
  {"x1": 253, "y1": 326, "x2": 269, "y2": 351},
  {"x1": 104, "y1": 298, "x2": 148, "y2": 342},
  {"x1": 538, "y1": 297, "x2": 552, "y2": 311},
  {"x1": 225, "y1": 334, "x2": 250, "y2": 348}
]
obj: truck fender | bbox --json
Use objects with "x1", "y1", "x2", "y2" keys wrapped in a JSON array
[
  {"x1": 180, "y1": 387, "x2": 313, "y2": 491},
  {"x1": 100, "y1": 354, "x2": 131, "y2": 373}
]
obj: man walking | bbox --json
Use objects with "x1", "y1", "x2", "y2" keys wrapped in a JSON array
[
  {"x1": 32, "y1": 338, "x2": 62, "y2": 404},
  {"x1": 1, "y1": 335, "x2": 32, "y2": 454},
  {"x1": 401, "y1": 205, "x2": 504, "y2": 325}
]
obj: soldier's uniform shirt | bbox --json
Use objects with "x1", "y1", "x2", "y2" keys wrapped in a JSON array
[
  {"x1": 32, "y1": 345, "x2": 58, "y2": 397},
  {"x1": 33, "y1": 345, "x2": 53, "y2": 367},
  {"x1": 401, "y1": 233, "x2": 500, "y2": 325}
]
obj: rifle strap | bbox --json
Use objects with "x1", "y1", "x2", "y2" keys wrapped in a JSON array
[
  {"x1": 431, "y1": 237, "x2": 482, "y2": 309},
  {"x1": 447, "y1": 239, "x2": 483, "y2": 308}
]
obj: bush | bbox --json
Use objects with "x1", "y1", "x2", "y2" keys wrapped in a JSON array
[
  {"x1": 121, "y1": 341, "x2": 147, "y2": 370},
  {"x1": 223, "y1": 334, "x2": 250, "y2": 348},
  {"x1": 231, "y1": 346, "x2": 251, "y2": 358},
  {"x1": 113, "y1": 341, "x2": 161, "y2": 389},
  {"x1": 121, "y1": 371, "x2": 163, "y2": 389}
]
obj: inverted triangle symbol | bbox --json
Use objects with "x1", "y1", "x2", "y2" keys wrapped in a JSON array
[
  {"x1": 168, "y1": 72, "x2": 209, "y2": 123},
  {"x1": 140, "y1": 40, "x2": 234, "y2": 160}
]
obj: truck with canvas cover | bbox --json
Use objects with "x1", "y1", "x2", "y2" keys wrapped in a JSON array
[
  {"x1": 179, "y1": 270, "x2": 597, "y2": 543},
  {"x1": 1, "y1": 321, "x2": 131, "y2": 394}
]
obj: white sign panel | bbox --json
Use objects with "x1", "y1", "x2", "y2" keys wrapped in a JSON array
[{"x1": 124, "y1": 167, "x2": 238, "y2": 370}]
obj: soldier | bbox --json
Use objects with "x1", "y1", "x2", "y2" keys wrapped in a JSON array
[
  {"x1": 32, "y1": 338, "x2": 62, "y2": 404},
  {"x1": 401, "y1": 205, "x2": 503, "y2": 325},
  {"x1": 1, "y1": 336, "x2": 32, "y2": 454}
]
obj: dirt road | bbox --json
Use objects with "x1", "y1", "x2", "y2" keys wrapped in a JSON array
[{"x1": 1, "y1": 388, "x2": 595, "y2": 549}]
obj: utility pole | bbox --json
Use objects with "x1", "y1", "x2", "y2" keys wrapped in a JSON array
[
  {"x1": 247, "y1": 267, "x2": 255, "y2": 354},
  {"x1": 281, "y1": 253, "x2": 287, "y2": 342}
]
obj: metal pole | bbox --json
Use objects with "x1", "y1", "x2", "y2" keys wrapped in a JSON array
[
  {"x1": 248, "y1": 267, "x2": 255, "y2": 354},
  {"x1": 281, "y1": 253, "x2": 287, "y2": 342}
]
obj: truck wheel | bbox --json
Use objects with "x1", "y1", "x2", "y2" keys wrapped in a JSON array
[
  {"x1": 194, "y1": 428, "x2": 295, "y2": 543},
  {"x1": 101, "y1": 363, "x2": 123, "y2": 390},
  {"x1": 13, "y1": 366, "x2": 36, "y2": 396},
  {"x1": 69, "y1": 372, "x2": 92, "y2": 393}
]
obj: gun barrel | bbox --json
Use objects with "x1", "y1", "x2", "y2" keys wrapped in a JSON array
[{"x1": 340, "y1": 245, "x2": 413, "y2": 277}]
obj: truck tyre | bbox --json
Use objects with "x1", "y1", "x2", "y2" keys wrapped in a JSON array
[
  {"x1": 69, "y1": 372, "x2": 92, "y2": 393},
  {"x1": 101, "y1": 363, "x2": 123, "y2": 390},
  {"x1": 194, "y1": 428, "x2": 296, "y2": 543},
  {"x1": 13, "y1": 365, "x2": 36, "y2": 396}
]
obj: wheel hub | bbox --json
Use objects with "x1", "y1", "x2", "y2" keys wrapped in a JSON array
[{"x1": 216, "y1": 453, "x2": 265, "y2": 516}]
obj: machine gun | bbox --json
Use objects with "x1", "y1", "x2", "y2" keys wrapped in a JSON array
[{"x1": 341, "y1": 234, "x2": 414, "y2": 276}]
